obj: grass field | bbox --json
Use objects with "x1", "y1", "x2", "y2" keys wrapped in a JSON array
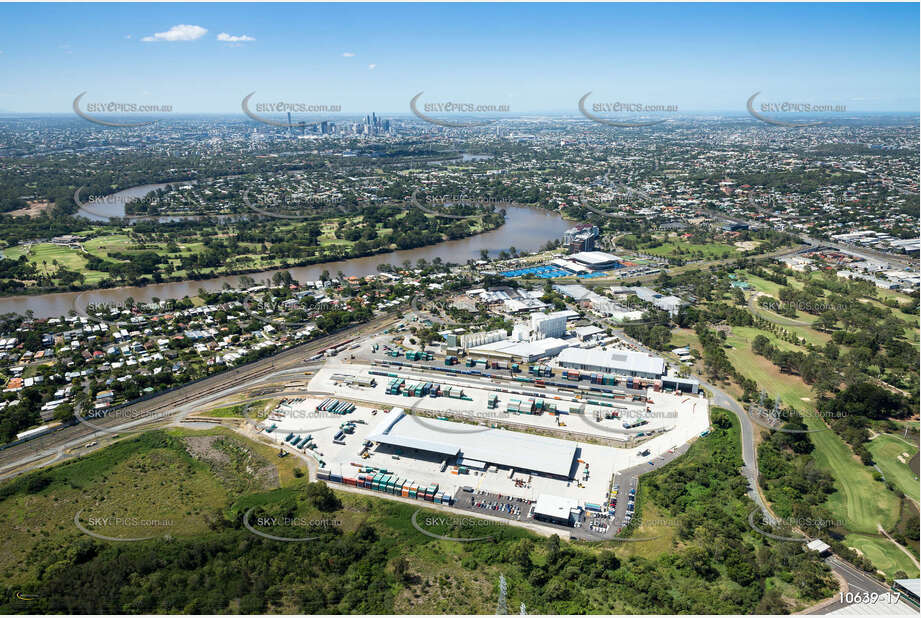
[
  {"x1": 868, "y1": 433, "x2": 920, "y2": 502},
  {"x1": 723, "y1": 326, "x2": 901, "y2": 532},
  {"x1": 0, "y1": 432, "x2": 230, "y2": 585},
  {"x1": 742, "y1": 273, "x2": 787, "y2": 297},
  {"x1": 746, "y1": 295, "x2": 833, "y2": 347},
  {"x1": 642, "y1": 239, "x2": 738, "y2": 259},
  {"x1": 3, "y1": 243, "x2": 109, "y2": 285},
  {"x1": 845, "y1": 532, "x2": 919, "y2": 579},
  {"x1": 724, "y1": 326, "x2": 805, "y2": 364},
  {"x1": 804, "y1": 413, "x2": 901, "y2": 534},
  {"x1": 718, "y1": 323, "x2": 913, "y2": 574}
]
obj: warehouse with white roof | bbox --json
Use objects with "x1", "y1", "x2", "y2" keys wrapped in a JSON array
[
  {"x1": 557, "y1": 348, "x2": 666, "y2": 380},
  {"x1": 367, "y1": 409, "x2": 579, "y2": 479}
]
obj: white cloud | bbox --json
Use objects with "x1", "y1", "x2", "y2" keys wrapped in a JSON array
[
  {"x1": 142, "y1": 24, "x2": 208, "y2": 43},
  {"x1": 124, "y1": 35, "x2": 132, "y2": 40},
  {"x1": 342, "y1": 52, "x2": 355, "y2": 57},
  {"x1": 368, "y1": 64, "x2": 376, "y2": 70},
  {"x1": 217, "y1": 32, "x2": 255, "y2": 43}
]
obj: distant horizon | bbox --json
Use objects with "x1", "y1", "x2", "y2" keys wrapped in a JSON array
[{"x1": 2, "y1": 110, "x2": 920, "y2": 117}]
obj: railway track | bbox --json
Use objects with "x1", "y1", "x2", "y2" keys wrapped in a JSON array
[{"x1": 0, "y1": 314, "x2": 398, "y2": 477}]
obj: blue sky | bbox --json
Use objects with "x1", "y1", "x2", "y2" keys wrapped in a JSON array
[{"x1": 0, "y1": 3, "x2": 918, "y2": 114}]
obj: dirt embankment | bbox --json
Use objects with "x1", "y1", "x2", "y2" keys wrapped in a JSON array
[{"x1": 184, "y1": 434, "x2": 279, "y2": 492}]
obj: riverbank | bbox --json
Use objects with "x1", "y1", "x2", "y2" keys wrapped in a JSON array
[
  {"x1": 0, "y1": 213, "x2": 505, "y2": 297},
  {"x1": 0, "y1": 205, "x2": 571, "y2": 318}
]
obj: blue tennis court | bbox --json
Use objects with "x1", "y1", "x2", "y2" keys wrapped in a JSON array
[
  {"x1": 578, "y1": 271, "x2": 609, "y2": 279},
  {"x1": 500, "y1": 265, "x2": 574, "y2": 279}
]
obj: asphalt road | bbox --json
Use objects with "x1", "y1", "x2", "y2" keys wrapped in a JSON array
[
  {"x1": 698, "y1": 377, "x2": 775, "y2": 523},
  {"x1": 2, "y1": 298, "x2": 913, "y2": 614},
  {"x1": 807, "y1": 556, "x2": 903, "y2": 614},
  {"x1": 612, "y1": 330, "x2": 916, "y2": 614}
]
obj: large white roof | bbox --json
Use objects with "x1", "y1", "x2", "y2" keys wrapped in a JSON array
[
  {"x1": 894, "y1": 579, "x2": 920, "y2": 597},
  {"x1": 468, "y1": 337, "x2": 570, "y2": 359},
  {"x1": 368, "y1": 411, "x2": 578, "y2": 477},
  {"x1": 534, "y1": 494, "x2": 580, "y2": 519},
  {"x1": 558, "y1": 347, "x2": 665, "y2": 376},
  {"x1": 569, "y1": 251, "x2": 620, "y2": 265}
]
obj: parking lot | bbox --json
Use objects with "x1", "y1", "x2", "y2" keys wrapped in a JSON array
[
  {"x1": 452, "y1": 488, "x2": 615, "y2": 541},
  {"x1": 453, "y1": 488, "x2": 529, "y2": 521}
]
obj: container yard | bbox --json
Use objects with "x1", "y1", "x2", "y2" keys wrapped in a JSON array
[
  {"x1": 253, "y1": 330, "x2": 710, "y2": 536},
  {"x1": 308, "y1": 362, "x2": 704, "y2": 446},
  {"x1": 261, "y1": 359, "x2": 710, "y2": 525}
]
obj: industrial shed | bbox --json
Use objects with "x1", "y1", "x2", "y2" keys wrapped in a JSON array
[
  {"x1": 367, "y1": 410, "x2": 579, "y2": 479},
  {"x1": 533, "y1": 494, "x2": 581, "y2": 527}
]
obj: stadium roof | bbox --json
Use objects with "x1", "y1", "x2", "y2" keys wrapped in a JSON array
[
  {"x1": 569, "y1": 251, "x2": 620, "y2": 265},
  {"x1": 368, "y1": 411, "x2": 578, "y2": 477}
]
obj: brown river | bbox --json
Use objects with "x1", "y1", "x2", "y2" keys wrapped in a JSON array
[{"x1": 0, "y1": 194, "x2": 572, "y2": 318}]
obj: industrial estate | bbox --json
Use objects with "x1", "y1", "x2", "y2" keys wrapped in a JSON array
[
  {"x1": 0, "y1": 2, "x2": 918, "y2": 616},
  {"x1": 267, "y1": 332, "x2": 709, "y2": 538}
]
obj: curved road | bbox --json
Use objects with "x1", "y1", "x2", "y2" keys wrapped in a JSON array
[
  {"x1": 697, "y1": 377, "x2": 774, "y2": 523},
  {"x1": 1, "y1": 306, "x2": 912, "y2": 614},
  {"x1": 612, "y1": 329, "x2": 774, "y2": 523},
  {"x1": 613, "y1": 330, "x2": 916, "y2": 614}
]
